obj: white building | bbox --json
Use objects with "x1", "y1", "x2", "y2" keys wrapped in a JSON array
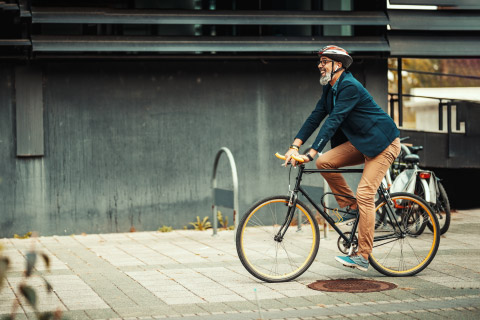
[{"x1": 402, "y1": 87, "x2": 479, "y2": 133}]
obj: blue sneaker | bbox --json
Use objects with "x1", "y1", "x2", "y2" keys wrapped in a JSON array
[{"x1": 335, "y1": 255, "x2": 369, "y2": 271}]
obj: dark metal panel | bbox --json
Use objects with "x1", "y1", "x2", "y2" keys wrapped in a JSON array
[
  {"x1": 388, "y1": 9, "x2": 480, "y2": 30},
  {"x1": 0, "y1": 65, "x2": 17, "y2": 235},
  {"x1": 31, "y1": 35, "x2": 389, "y2": 53},
  {"x1": 361, "y1": 58, "x2": 388, "y2": 112},
  {"x1": 400, "y1": 129, "x2": 480, "y2": 169},
  {"x1": 458, "y1": 101, "x2": 480, "y2": 136},
  {"x1": 32, "y1": 7, "x2": 388, "y2": 25},
  {"x1": 15, "y1": 66, "x2": 44, "y2": 156},
  {"x1": 19, "y1": 0, "x2": 32, "y2": 17},
  {"x1": 390, "y1": 0, "x2": 480, "y2": 9},
  {"x1": 0, "y1": 3, "x2": 19, "y2": 10},
  {"x1": 214, "y1": 188, "x2": 234, "y2": 209},
  {"x1": 0, "y1": 39, "x2": 31, "y2": 46},
  {"x1": 388, "y1": 34, "x2": 480, "y2": 56}
]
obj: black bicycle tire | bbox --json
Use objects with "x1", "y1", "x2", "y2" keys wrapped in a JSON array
[
  {"x1": 427, "y1": 182, "x2": 451, "y2": 235},
  {"x1": 235, "y1": 195, "x2": 320, "y2": 283},
  {"x1": 369, "y1": 192, "x2": 440, "y2": 277}
]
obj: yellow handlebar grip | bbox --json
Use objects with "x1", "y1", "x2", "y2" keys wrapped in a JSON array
[
  {"x1": 275, "y1": 153, "x2": 304, "y2": 163},
  {"x1": 291, "y1": 154, "x2": 305, "y2": 163},
  {"x1": 275, "y1": 152, "x2": 286, "y2": 160}
]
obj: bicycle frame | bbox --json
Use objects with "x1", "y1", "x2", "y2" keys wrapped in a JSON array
[{"x1": 275, "y1": 164, "x2": 405, "y2": 252}]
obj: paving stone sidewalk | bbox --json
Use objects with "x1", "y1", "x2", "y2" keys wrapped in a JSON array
[{"x1": 1, "y1": 209, "x2": 479, "y2": 320}]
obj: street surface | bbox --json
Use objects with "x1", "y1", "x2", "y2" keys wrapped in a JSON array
[{"x1": 1, "y1": 209, "x2": 479, "y2": 319}]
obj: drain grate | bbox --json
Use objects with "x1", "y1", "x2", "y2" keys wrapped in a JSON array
[{"x1": 308, "y1": 278, "x2": 397, "y2": 293}]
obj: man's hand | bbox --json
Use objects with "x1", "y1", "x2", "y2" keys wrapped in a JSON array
[
  {"x1": 295, "y1": 155, "x2": 310, "y2": 164},
  {"x1": 283, "y1": 139, "x2": 305, "y2": 167},
  {"x1": 284, "y1": 149, "x2": 317, "y2": 167},
  {"x1": 284, "y1": 148, "x2": 300, "y2": 167}
]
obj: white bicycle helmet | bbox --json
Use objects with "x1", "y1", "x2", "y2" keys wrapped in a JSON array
[{"x1": 318, "y1": 45, "x2": 353, "y2": 69}]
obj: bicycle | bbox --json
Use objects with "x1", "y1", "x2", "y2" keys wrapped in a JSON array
[
  {"x1": 235, "y1": 153, "x2": 440, "y2": 283},
  {"x1": 387, "y1": 137, "x2": 451, "y2": 235}
]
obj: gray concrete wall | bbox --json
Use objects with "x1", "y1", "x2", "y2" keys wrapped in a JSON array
[{"x1": 0, "y1": 59, "x2": 387, "y2": 237}]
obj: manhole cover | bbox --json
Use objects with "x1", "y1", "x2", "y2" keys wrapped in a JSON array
[{"x1": 308, "y1": 278, "x2": 397, "y2": 293}]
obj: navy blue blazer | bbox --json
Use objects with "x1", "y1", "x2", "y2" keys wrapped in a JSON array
[{"x1": 295, "y1": 71, "x2": 399, "y2": 157}]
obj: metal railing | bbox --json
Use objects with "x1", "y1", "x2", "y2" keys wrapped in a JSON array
[{"x1": 388, "y1": 93, "x2": 467, "y2": 133}]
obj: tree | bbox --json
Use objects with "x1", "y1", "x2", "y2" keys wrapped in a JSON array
[{"x1": 388, "y1": 58, "x2": 480, "y2": 95}]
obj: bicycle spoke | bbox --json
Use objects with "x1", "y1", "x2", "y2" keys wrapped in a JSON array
[
  {"x1": 403, "y1": 213, "x2": 421, "y2": 234},
  {"x1": 370, "y1": 193, "x2": 439, "y2": 276},
  {"x1": 247, "y1": 215, "x2": 275, "y2": 235},
  {"x1": 269, "y1": 201, "x2": 277, "y2": 226},
  {"x1": 399, "y1": 239, "x2": 404, "y2": 271},
  {"x1": 373, "y1": 237, "x2": 400, "y2": 248},
  {"x1": 404, "y1": 236, "x2": 423, "y2": 265},
  {"x1": 272, "y1": 242, "x2": 280, "y2": 275},
  {"x1": 249, "y1": 210, "x2": 285, "y2": 236},
  {"x1": 237, "y1": 197, "x2": 319, "y2": 282},
  {"x1": 379, "y1": 238, "x2": 399, "y2": 269},
  {"x1": 280, "y1": 241, "x2": 300, "y2": 274}
]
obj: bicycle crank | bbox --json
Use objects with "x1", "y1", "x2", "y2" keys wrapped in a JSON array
[{"x1": 337, "y1": 232, "x2": 358, "y2": 255}]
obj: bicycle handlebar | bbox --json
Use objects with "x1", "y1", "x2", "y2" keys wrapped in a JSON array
[{"x1": 275, "y1": 152, "x2": 305, "y2": 163}]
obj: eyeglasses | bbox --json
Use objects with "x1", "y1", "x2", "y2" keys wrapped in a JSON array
[{"x1": 318, "y1": 59, "x2": 334, "y2": 66}]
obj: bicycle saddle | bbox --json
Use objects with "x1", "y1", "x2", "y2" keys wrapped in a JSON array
[
  {"x1": 403, "y1": 154, "x2": 420, "y2": 164},
  {"x1": 408, "y1": 145, "x2": 423, "y2": 154}
]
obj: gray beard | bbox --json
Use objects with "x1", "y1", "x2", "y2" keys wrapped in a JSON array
[{"x1": 319, "y1": 72, "x2": 331, "y2": 86}]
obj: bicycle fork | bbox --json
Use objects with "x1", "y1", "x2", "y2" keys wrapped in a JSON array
[
  {"x1": 274, "y1": 166, "x2": 305, "y2": 242},
  {"x1": 274, "y1": 198, "x2": 296, "y2": 243}
]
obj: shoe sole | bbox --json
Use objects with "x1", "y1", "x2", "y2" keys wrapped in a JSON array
[{"x1": 335, "y1": 256, "x2": 368, "y2": 272}]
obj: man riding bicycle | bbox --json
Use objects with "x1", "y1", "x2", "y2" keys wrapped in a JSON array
[{"x1": 284, "y1": 45, "x2": 400, "y2": 271}]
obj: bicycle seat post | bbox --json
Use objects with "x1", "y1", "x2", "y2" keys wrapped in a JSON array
[{"x1": 377, "y1": 181, "x2": 391, "y2": 204}]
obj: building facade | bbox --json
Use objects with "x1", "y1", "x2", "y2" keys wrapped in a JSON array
[{"x1": 1, "y1": 0, "x2": 478, "y2": 236}]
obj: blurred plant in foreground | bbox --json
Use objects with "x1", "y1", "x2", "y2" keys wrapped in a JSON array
[{"x1": 0, "y1": 234, "x2": 68, "y2": 320}]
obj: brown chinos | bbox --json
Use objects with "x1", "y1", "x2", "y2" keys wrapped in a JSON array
[{"x1": 316, "y1": 137, "x2": 401, "y2": 260}]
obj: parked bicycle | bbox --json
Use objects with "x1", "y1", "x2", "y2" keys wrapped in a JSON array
[
  {"x1": 386, "y1": 137, "x2": 451, "y2": 235},
  {"x1": 235, "y1": 153, "x2": 440, "y2": 282}
]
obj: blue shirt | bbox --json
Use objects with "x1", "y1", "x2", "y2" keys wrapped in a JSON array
[
  {"x1": 332, "y1": 75, "x2": 339, "y2": 106},
  {"x1": 295, "y1": 71, "x2": 399, "y2": 157}
]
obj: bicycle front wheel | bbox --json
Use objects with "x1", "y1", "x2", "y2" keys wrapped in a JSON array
[
  {"x1": 370, "y1": 192, "x2": 440, "y2": 277},
  {"x1": 236, "y1": 196, "x2": 320, "y2": 282}
]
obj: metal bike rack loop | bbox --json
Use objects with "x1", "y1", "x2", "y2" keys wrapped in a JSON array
[{"x1": 212, "y1": 147, "x2": 239, "y2": 236}]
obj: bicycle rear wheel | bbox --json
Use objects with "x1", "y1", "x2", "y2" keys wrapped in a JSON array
[
  {"x1": 236, "y1": 196, "x2": 320, "y2": 282},
  {"x1": 370, "y1": 192, "x2": 440, "y2": 277},
  {"x1": 427, "y1": 182, "x2": 451, "y2": 235}
]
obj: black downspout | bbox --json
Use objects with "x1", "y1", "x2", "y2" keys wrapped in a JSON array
[{"x1": 397, "y1": 57, "x2": 403, "y2": 127}]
